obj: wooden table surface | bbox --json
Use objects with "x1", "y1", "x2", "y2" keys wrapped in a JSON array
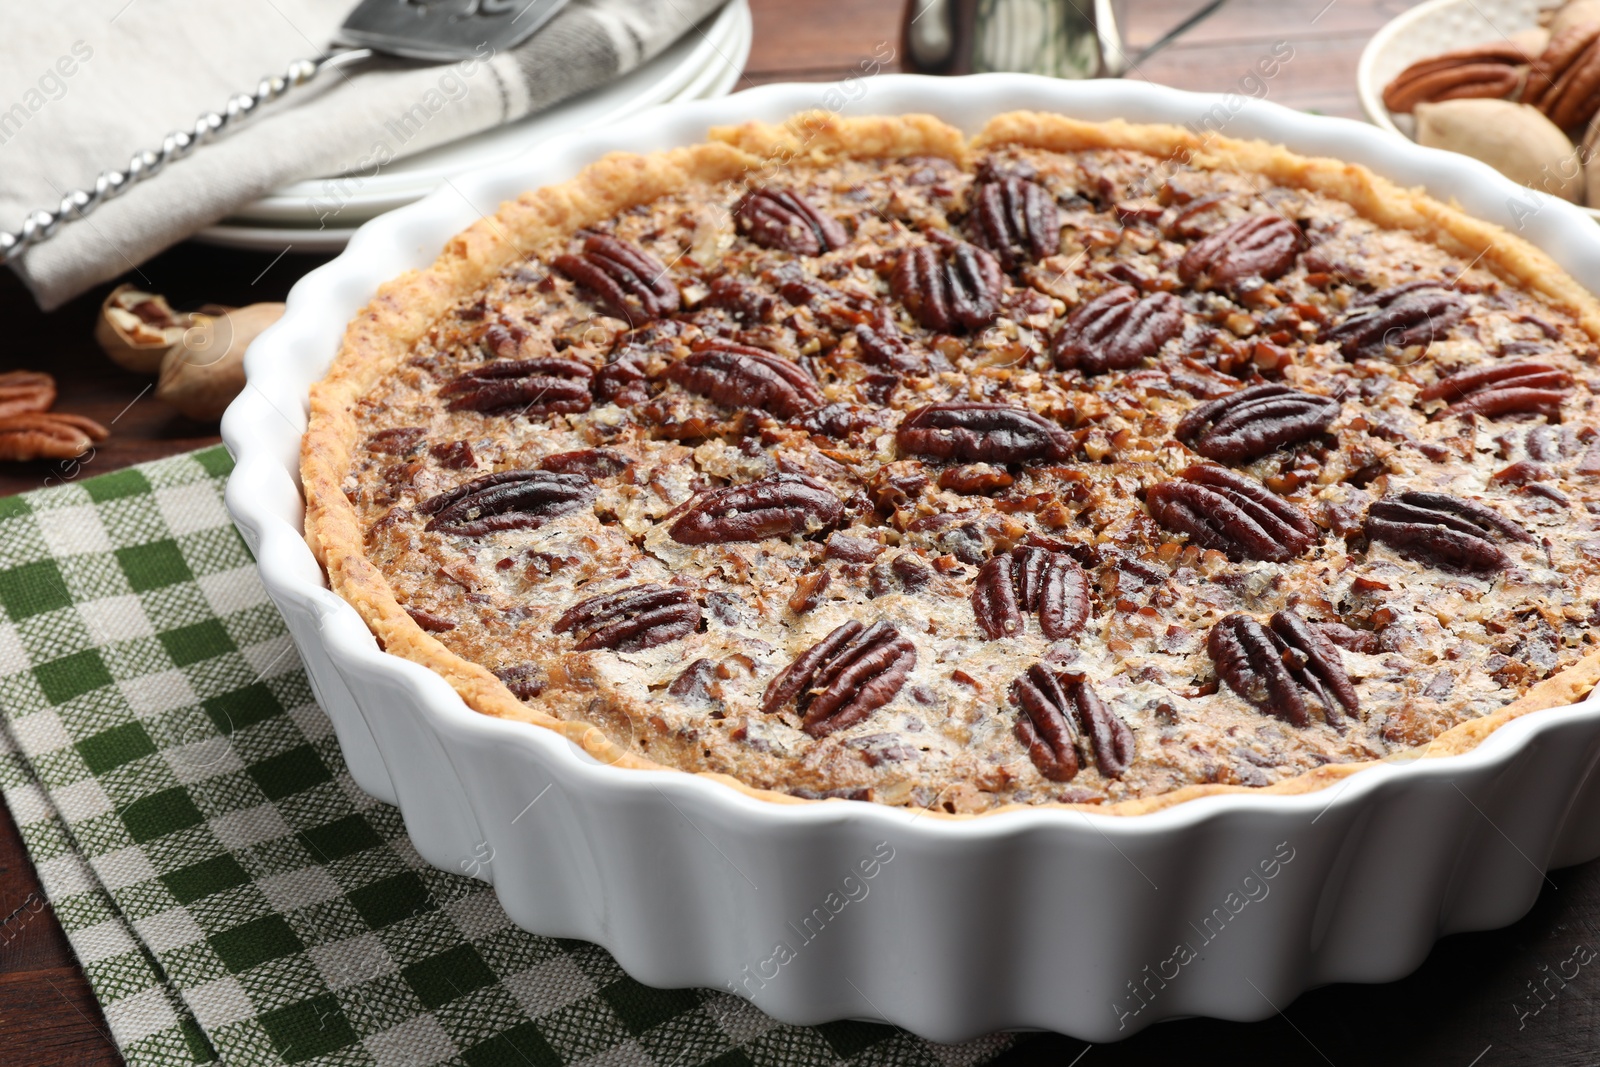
[{"x1": 3, "y1": 1, "x2": 1596, "y2": 1063}]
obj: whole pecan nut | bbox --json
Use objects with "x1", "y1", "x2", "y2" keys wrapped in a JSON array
[
  {"x1": 896, "y1": 402, "x2": 1073, "y2": 464},
  {"x1": 1050, "y1": 285, "x2": 1184, "y2": 374},
  {"x1": 1208, "y1": 608, "x2": 1358, "y2": 728},
  {"x1": 1177, "y1": 214, "x2": 1303, "y2": 291},
  {"x1": 891, "y1": 241, "x2": 1004, "y2": 332},
  {"x1": 969, "y1": 176, "x2": 1060, "y2": 270},
  {"x1": 1176, "y1": 384, "x2": 1341, "y2": 462},
  {"x1": 734, "y1": 187, "x2": 848, "y2": 255},
  {"x1": 1415, "y1": 360, "x2": 1572, "y2": 420},
  {"x1": 552, "y1": 234, "x2": 680, "y2": 325},
  {"x1": 1381, "y1": 42, "x2": 1532, "y2": 113},
  {"x1": 1319, "y1": 280, "x2": 1467, "y2": 360},
  {"x1": 1364, "y1": 490, "x2": 1531, "y2": 571},
  {"x1": 669, "y1": 472, "x2": 843, "y2": 544},
  {"x1": 972, "y1": 545, "x2": 1092, "y2": 641},
  {"x1": 762, "y1": 620, "x2": 917, "y2": 737},
  {"x1": 0, "y1": 370, "x2": 56, "y2": 420},
  {"x1": 1526, "y1": 23, "x2": 1600, "y2": 129},
  {"x1": 554, "y1": 583, "x2": 700, "y2": 652},
  {"x1": 439, "y1": 357, "x2": 594, "y2": 416},
  {"x1": 0, "y1": 412, "x2": 110, "y2": 462},
  {"x1": 1146, "y1": 465, "x2": 1319, "y2": 562},
  {"x1": 1011, "y1": 665, "x2": 1133, "y2": 781},
  {"x1": 419, "y1": 469, "x2": 594, "y2": 536},
  {"x1": 663, "y1": 341, "x2": 823, "y2": 419}
]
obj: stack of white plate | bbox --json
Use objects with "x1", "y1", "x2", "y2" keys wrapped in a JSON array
[{"x1": 200, "y1": 0, "x2": 751, "y2": 252}]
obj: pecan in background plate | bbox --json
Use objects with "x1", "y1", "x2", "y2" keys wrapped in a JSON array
[
  {"x1": 1382, "y1": 41, "x2": 1533, "y2": 113},
  {"x1": 1525, "y1": 22, "x2": 1600, "y2": 129}
]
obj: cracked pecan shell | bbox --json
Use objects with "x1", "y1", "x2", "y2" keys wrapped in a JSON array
[
  {"x1": 420, "y1": 470, "x2": 594, "y2": 536},
  {"x1": 972, "y1": 545, "x2": 1092, "y2": 640},
  {"x1": 762, "y1": 620, "x2": 917, "y2": 737},
  {"x1": 663, "y1": 341, "x2": 823, "y2": 419},
  {"x1": 552, "y1": 234, "x2": 680, "y2": 325},
  {"x1": 1176, "y1": 384, "x2": 1341, "y2": 462},
  {"x1": 896, "y1": 402, "x2": 1073, "y2": 464},
  {"x1": 734, "y1": 187, "x2": 848, "y2": 255},
  {"x1": 969, "y1": 176, "x2": 1060, "y2": 271},
  {"x1": 669, "y1": 473, "x2": 843, "y2": 545},
  {"x1": 1146, "y1": 465, "x2": 1318, "y2": 562},
  {"x1": 1050, "y1": 285, "x2": 1184, "y2": 374},
  {"x1": 891, "y1": 241, "x2": 1003, "y2": 332},
  {"x1": 1365, "y1": 491, "x2": 1531, "y2": 571},
  {"x1": 1011, "y1": 665, "x2": 1133, "y2": 781},
  {"x1": 439, "y1": 357, "x2": 594, "y2": 416},
  {"x1": 554, "y1": 584, "x2": 700, "y2": 652},
  {"x1": 1319, "y1": 281, "x2": 1467, "y2": 360},
  {"x1": 1208, "y1": 610, "x2": 1358, "y2": 729},
  {"x1": 1177, "y1": 214, "x2": 1303, "y2": 290},
  {"x1": 1416, "y1": 360, "x2": 1573, "y2": 420}
]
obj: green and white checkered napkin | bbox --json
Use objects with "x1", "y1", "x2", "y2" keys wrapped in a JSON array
[{"x1": 0, "y1": 447, "x2": 1015, "y2": 1067}]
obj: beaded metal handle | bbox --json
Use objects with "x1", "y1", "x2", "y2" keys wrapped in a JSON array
[{"x1": 0, "y1": 48, "x2": 373, "y2": 265}]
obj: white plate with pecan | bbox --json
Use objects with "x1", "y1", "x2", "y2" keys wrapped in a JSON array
[{"x1": 1358, "y1": 0, "x2": 1600, "y2": 218}]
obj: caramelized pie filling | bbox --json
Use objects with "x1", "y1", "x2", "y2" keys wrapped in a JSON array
[{"x1": 338, "y1": 145, "x2": 1600, "y2": 811}]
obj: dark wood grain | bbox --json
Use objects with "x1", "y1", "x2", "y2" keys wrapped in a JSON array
[
  {"x1": 0, "y1": 800, "x2": 122, "y2": 1067},
  {"x1": 3, "y1": 2, "x2": 1598, "y2": 1064}
]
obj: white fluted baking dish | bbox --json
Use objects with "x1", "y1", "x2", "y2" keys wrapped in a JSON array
[{"x1": 221, "y1": 74, "x2": 1600, "y2": 1043}]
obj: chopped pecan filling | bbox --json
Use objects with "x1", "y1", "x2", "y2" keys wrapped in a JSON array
[{"x1": 344, "y1": 140, "x2": 1600, "y2": 811}]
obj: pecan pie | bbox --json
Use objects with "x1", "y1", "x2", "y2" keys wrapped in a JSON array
[{"x1": 303, "y1": 111, "x2": 1600, "y2": 815}]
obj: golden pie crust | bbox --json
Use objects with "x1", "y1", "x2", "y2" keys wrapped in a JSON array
[{"x1": 302, "y1": 110, "x2": 1600, "y2": 817}]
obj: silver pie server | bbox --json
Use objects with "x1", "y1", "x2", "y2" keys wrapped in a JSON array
[{"x1": 0, "y1": 0, "x2": 570, "y2": 264}]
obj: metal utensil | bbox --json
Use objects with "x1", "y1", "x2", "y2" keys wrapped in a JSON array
[
  {"x1": 902, "y1": 0, "x2": 1226, "y2": 80},
  {"x1": 0, "y1": 0, "x2": 570, "y2": 264}
]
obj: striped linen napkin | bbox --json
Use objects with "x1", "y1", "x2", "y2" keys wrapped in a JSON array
[
  {"x1": 2, "y1": 0, "x2": 726, "y2": 310},
  {"x1": 0, "y1": 445, "x2": 1014, "y2": 1067}
]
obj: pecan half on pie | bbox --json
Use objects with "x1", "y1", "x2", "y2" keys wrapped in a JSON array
[{"x1": 303, "y1": 112, "x2": 1600, "y2": 816}]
